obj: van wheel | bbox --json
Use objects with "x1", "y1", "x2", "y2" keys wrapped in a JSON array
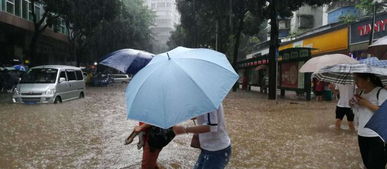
[
  {"x1": 54, "y1": 96, "x2": 62, "y2": 104},
  {"x1": 79, "y1": 92, "x2": 84, "y2": 98}
]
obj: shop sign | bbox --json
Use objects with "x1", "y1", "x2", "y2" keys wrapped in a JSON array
[{"x1": 350, "y1": 13, "x2": 387, "y2": 44}]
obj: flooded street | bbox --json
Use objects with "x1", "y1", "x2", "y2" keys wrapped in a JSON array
[{"x1": 0, "y1": 85, "x2": 363, "y2": 169}]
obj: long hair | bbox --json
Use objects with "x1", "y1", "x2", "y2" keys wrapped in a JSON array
[{"x1": 355, "y1": 73, "x2": 384, "y2": 88}]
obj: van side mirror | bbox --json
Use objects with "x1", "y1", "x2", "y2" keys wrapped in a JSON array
[{"x1": 59, "y1": 77, "x2": 66, "y2": 83}]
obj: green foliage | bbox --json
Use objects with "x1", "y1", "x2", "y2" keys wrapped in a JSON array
[
  {"x1": 56, "y1": 0, "x2": 154, "y2": 64},
  {"x1": 356, "y1": 0, "x2": 386, "y2": 16},
  {"x1": 339, "y1": 14, "x2": 358, "y2": 24}
]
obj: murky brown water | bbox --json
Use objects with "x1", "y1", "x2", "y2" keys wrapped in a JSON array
[{"x1": 0, "y1": 85, "x2": 363, "y2": 169}]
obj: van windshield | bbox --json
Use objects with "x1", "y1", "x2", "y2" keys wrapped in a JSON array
[{"x1": 20, "y1": 68, "x2": 58, "y2": 83}]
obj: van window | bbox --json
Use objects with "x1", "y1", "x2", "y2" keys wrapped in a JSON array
[
  {"x1": 59, "y1": 71, "x2": 67, "y2": 81},
  {"x1": 75, "y1": 71, "x2": 83, "y2": 80},
  {"x1": 20, "y1": 68, "x2": 58, "y2": 84},
  {"x1": 66, "y1": 71, "x2": 77, "y2": 81}
]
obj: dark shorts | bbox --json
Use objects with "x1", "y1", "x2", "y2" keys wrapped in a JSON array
[{"x1": 336, "y1": 106, "x2": 354, "y2": 121}]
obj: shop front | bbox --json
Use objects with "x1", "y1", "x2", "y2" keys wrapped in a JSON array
[
  {"x1": 278, "y1": 48, "x2": 313, "y2": 100},
  {"x1": 237, "y1": 54, "x2": 269, "y2": 92}
]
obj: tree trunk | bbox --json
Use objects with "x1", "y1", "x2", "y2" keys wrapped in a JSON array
[
  {"x1": 268, "y1": 0, "x2": 279, "y2": 100},
  {"x1": 232, "y1": 12, "x2": 245, "y2": 92}
]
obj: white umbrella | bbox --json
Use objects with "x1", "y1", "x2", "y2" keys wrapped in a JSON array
[
  {"x1": 369, "y1": 35, "x2": 387, "y2": 60},
  {"x1": 369, "y1": 35, "x2": 387, "y2": 47},
  {"x1": 299, "y1": 54, "x2": 358, "y2": 73}
]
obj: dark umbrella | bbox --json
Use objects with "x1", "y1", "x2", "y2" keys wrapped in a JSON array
[
  {"x1": 99, "y1": 49, "x2": 154, "y2": 75},
  {"x1": 365, "y1": 100, "x2": 387, "y2": 142}
]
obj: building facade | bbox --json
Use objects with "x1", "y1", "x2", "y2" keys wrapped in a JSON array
[
  {"x1": 0, "y1": 0, "x2": 72, "y2": 66},
  {"x1": 326, "y1": 0, "x2": 361, "y2": 24},
  {"x1": 144, "y1": 0, "x2": 180, "y2": 53}
]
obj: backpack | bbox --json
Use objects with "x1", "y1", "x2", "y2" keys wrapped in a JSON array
[{"x1": 147, "y1": 126, "x2": 175, "y2": 150}]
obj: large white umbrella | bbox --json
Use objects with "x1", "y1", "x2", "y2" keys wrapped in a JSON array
[
  {"x1": 369, "y1": 35, "x2": 387, "y2": 60},
  {"x1": 299, "y1": 54, "x2": 358, "y2": 73}
]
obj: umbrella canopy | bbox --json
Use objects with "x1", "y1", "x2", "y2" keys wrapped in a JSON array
[
  {"x1": 365, "y1": 100, "x2": 387, "y2": 142},
  {"x1": 125, "y1": 46, "x2": 239, "y2": 128},
  {"x1": 299, "y1": 54, "x2": 358, "y2": 73},
  {"x1": 369, "y1": 36, "x2": 387, "y2": 60},
  {"x1": 313, "y1": 62, "x2": 387, "y2": 86},
  {"x1": 359, "y1": 57, "x2": 387, "y2": 68},
  {"x1": 99, "y1": 49, "x2": 154, "y2": 74}
]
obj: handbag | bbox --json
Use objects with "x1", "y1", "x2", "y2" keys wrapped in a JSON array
[
  {"x1": 190, "y1": 120, "x2": 201, "y2": 148},
  {"x1": 147, "y1": 126, "x2": 175, "y2": 150}
]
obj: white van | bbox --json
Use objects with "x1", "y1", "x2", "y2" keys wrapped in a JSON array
[{"x1": 12, "y1": 65, "x2": 86, "y2": 104}]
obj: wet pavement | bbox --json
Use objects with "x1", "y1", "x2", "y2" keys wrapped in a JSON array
[{"x1": 0, "y1": 85, "x2": 363, "y2": 169}]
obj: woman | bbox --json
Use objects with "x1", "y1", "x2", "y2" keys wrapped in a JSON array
[
  {"x1": 352, "y1": 73, "x2": 387, "y2": 169},
  {"x1": 173, "y1": 104, "x2": 231, "y2": 169}
]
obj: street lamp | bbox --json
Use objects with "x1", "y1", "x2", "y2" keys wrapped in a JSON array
[{"x1": 94, "y1": 62, "x2": 98, "y2": 66}]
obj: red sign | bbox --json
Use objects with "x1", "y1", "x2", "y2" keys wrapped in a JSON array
[
  {"x1": 357, "y1": 19, "x2": 387, "y2": 36},
  {"x1": 280, "y1": 63, "x2": 298, "y2": 88}
]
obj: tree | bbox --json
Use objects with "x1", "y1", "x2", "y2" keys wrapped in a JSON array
[
  {"x1": 87, "y1": 0, "x2": 154, "y2": 62},
  {"x1": 59, "y1": 0, "x2": 118, "y2": 66},
  {"x1": 60, "y1": 0, "x2": 154, "y2": 66},
  {"x1": 28, "y1": 0, "x2": 67, "y2": 66},
  {"x1": 248, "y1": 0, "x2": 334, "y2": 100},
  {"x1": 356, "y1": 0, "x2": 386, "y2": 16}
]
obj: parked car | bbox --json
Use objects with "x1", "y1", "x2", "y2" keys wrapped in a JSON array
[
  {"x1": 112, "y1": 74, "x2": 130, "y2": 83},
  {"x1": 91, "y1": 73, "x2": 113, "y2": 87},
  {"x1": 12, "y1": 65, "x2": 86, "y2": 104}
]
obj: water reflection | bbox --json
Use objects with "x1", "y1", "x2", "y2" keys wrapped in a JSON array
[{"x1": 0, "y1": 86, "x2": 363, "y2": 169}]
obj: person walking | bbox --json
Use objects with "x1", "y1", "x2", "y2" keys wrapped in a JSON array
[
  {"x1": 173, "y1": 104, "x2": 231, "y2": 169},
  {"x1": 313, "y1": 78, "x2": 325, "y2": 101},
  {"x1": 351, "y1": 73, "x2": 387, "y2": 169},
  {"x1": 334, "y1": 84, "x2": 355, "y2": 131}
]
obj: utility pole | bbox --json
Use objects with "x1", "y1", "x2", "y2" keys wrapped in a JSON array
[
  {"x1": 268, "y1": 0, "x2": 279, "y2": 100},
  {"x1": 368, "y1": 1, "x2": 377, "y2": 46}
]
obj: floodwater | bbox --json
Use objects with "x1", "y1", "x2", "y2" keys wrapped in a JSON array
[{"x1": 0, "y1": 85, "x2": 363, "y2": 169}]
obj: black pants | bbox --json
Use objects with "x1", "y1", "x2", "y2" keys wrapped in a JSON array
[{"x1": 358, "y1": 136, "x2": 387, "y2": 169}]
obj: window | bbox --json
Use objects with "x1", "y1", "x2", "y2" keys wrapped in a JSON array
[
  {"x1": 15, "y1": 0, "x2": 20, "y2": 16},
  {"x1": 59, "y1": 71, "x2": 67, "y2": 81},
  {"x1": 66, "y1": 71, "x2": 76, "y2": 81},
  {"x1": 28, "y1": 2, "x2": 32, "y2": 21},
  {"x1": 75, "y1": 71, "x2": 83, "y2": 80},
  {"x1": 1, "y1": 0, "x2": 5, "y2": 11},
  {"x1": 22, "y1": 0, "x2": 28, "y2": 19},
  {"x1": 6, "y1": 0, "x2": 14, "y2": 14},
  {"x1": 298, "y1": 15, "x2": 314, "y2": 29}
]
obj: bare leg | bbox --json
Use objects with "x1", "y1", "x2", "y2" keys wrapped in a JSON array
[
  {"x1": 348, "y1": 121, "x2": 355, "y2": 131},
  {"x1": 335, "y1": 119, "x2": 342, "y2": 130}
]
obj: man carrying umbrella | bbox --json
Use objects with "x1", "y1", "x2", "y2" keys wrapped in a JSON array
[{"x1": 333, "y1": 84, "x2": 355, "y2": 131}]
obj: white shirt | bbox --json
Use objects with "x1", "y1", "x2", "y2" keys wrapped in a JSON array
[
  {"x1": 196, "y1": 104, "x2": 231, "y2": 151},
  {"x1": 336, "y1": 84, "x2": 355, "y2": 108},
  {"x1": 355, "y1": 87, "x2": 387, "y2": 137}
]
